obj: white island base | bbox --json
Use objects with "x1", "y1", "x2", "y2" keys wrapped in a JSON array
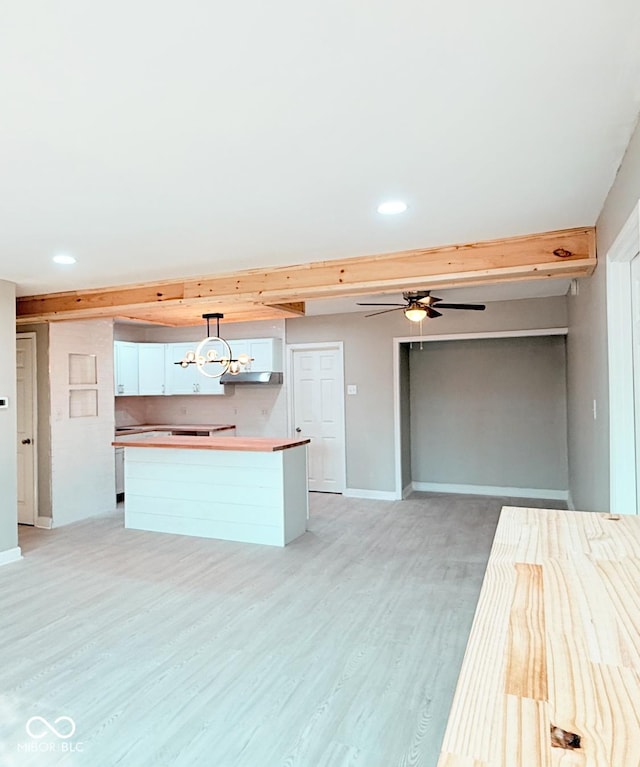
[{"x1": 119, "y1": 436, "x2": 310, "y2": 547}]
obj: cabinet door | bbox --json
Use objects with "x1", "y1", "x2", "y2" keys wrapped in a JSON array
[
  {"x1": 229, "y1": 340, "x2": 249, "y2": 362},
  {"x1": 247, "y1": 339, "x2": 273, "y2": 371},
  {"x1": 138, "y1": 344, "x2": 166, "y2": 395},
  {"x1": 165, "y1": 342, "x2": 225, "y2": 395},
  {"x1": 228, "y1": 338, "x2": 281, "y2": 371},
  {"x1": 166, "y1": 343, "x2": 199, "y2": 394},
  {"x1": 114, "y1": 342, "x2": 139, "y2": 396},
  {"x1": 197, "y1": 375, "x2": 225, "y2": 395}
]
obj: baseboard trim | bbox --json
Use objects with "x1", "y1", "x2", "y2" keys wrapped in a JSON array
[
  {"x1": 402, "y1": 483, "x2": 413, "y2": 500},
  {"x1": 35, "y1": 516, "x2": 53, "y2": 529},
  {"x1": 567, "y1": 492, "x2": 576, "y2": 511},
  {"x1": 411, "y1": 481, "x2": 569, "y2": 502},
  {"x1": 0, "y1": 546, "x2": 23, "y2": 567},
  {"x1": 343, "y1": 488, "x2": 399, "y2": 501}
]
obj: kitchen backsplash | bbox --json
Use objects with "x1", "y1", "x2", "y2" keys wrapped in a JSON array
[{"x1": 115, "y1": 383, "x2": 288, "y2": 438}]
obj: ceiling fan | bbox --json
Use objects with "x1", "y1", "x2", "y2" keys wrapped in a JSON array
[{"x1": 357, "y1": 291, "x2": 486, "y2": 321}]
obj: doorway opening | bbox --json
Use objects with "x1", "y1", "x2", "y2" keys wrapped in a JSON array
[
  {"x1": 16, "y1": 333, "x2": 38, "y2": 525},
  {"x1": 393, "y1": 329, "x2": 570, "y2": 501},
  {"x1": 607, "y1": 199, "x2": 640, "y2": 515}
]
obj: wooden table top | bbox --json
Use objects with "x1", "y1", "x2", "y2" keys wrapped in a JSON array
[
  {"x1": 437, "y1": 506, "x2": 640, "y2": 766},
  {"x1": 112, "y1": 435, "x2": 311, "y2": 452}
]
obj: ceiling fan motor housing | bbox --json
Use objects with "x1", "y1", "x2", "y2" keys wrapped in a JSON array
[{"x1": 403, "y1": 291, "x2": 440, "y2": 305}]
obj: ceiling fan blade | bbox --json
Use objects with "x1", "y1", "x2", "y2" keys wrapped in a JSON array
[
  {"x1": 356, "y1": 302, "x2": 405, "y2": 307},
  {"x1": 364, "y1": 307, "x2": 406, "y2": 317},
  {"x1": 425, "y1": 307, "x2": 443, "y2": 318},
  {"x1": 434, "y1": 303, "x2": 486, "y2": 311}
]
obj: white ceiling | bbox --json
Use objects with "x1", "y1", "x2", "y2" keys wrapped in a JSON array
[{"x1": 2, "y1": 1, "x2": 640, "y2": 299}]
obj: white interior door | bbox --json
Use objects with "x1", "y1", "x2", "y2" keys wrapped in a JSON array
[
  {"x1": 16, "y1": 335, "x2": 37, "y2": 525},
  {"x1": 290, "y1": 345, "x2": 346, "y2": 493}
]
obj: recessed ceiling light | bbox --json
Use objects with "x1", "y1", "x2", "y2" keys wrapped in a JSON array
[
  {"x1": 52, "y1": 254, "x2": 76, "y2": 265},
  {"x1": 377, "y1": 200, "x2": 408, "y2": 215}
]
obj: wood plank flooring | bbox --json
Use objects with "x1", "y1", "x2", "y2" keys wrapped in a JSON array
[{"x1": 0, "y1": 492, "x2": 564, "y2": 767}]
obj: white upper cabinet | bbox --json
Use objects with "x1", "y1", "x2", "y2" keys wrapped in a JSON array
[
  {"x1": 229, "y1": 339, "x2": 248, "y2": 361},
  {"x1": 165, "y1": 342, "x2": 224, "y2": 395},
  {"x1": 138, "y1": 343, "x2": 166, "y2": 395},
  {"x1": 114, "y1": 336, "x2": 281, "y2": 396},
  {"x1": 114, "y1": 341, "x2": 139, "y2": 396},
  {"x1": 165, "y1": 342, "x2": 199, "y2": 394},
  {"x1": 229, "y1": 338, "x2": 282, "y2": 371},
  {"x1": 246, "y1": 339, "x2": 271, "y2": 371}
]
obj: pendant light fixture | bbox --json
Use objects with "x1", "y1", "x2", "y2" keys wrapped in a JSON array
[{"x1": 177, "y1": 313, "x2": 252, "y2": 378}]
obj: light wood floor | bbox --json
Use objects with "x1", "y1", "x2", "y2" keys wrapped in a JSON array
[{"x1": 1, "y1": 492, "x2": 565, "y2": 767}]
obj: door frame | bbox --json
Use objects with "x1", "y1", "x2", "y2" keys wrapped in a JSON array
[
  {"x1": 16, "y1": 332, "x2": 38, "y2": 525},
  {"x1": 606, "y1": 199, "x2": 640, "y2": 515},
  {"x1": 286, "y1": 342, "x2": 346, "y2": 492},
  {"x1": 392, "y1": 327, "x2": 569, "y2": 500}
]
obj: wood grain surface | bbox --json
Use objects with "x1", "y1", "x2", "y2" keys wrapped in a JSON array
[
  {"x1": 438, "y1": 507, "x2": 640, "y2": 766},
  {"x1": 16, "y1": 227, "x2": 595, "y2": 326}
]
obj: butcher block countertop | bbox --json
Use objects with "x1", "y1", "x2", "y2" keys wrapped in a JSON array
[
  {"x1": 112, "y1": 435, "x2": 311, "y2": 452},
  {"x1": 438, "y1": 506, "x2": 640, "y2": 766}
]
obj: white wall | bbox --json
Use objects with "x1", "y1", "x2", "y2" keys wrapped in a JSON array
[
  {"x1": 49, "y1": 319, "x2": 116, "y2": 526},
  {"x1": 568, "y1": 116, "x2": 640, "y2": 511},
  {"x1": 0, "y1": 280, "x2": 18, "y2": 558}
]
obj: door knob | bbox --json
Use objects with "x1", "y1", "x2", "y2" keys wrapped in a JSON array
[
  {"x1": 21, "y1": 438, "x2": 31, "y2": 445},
  {"x1": 295, "y1": 427, "x2": 301, "y2": 433}
]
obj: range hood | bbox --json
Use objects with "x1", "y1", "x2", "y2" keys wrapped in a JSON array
[{"x1": 220, "y1": 371, "x2": 283, "y2": 385}]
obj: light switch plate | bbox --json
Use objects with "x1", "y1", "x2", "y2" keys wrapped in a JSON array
[{"x1": 347, "y1": 385, "x2": 357, "y2": 395}]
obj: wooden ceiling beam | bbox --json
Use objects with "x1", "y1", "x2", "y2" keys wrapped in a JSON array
[{"x1": 16, "y1": 227, "x2": 596, "y2": 325}]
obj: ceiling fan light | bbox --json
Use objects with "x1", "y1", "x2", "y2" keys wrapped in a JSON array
[{"x1": 405, "y1": 306, "x2": 427, "y2": 322}]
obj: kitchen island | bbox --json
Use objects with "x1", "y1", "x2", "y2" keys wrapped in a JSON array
[{"x1": 112, "y1": 435, "x2": 310, "y2": 547}]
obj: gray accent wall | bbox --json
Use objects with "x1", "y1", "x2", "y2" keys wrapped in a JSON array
[
  {"x1": 409, "y1": 336, "x2": 568, "y2": 492},
  {"x1": 286, "y1": 296, "x2": 568, "y2": 493},
  {"x1": 568, "y1": 115, "x2": 640, "y2": 511},
  {"x1": 0, "y1": 280, "x2": 18, "y2": 554}
]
